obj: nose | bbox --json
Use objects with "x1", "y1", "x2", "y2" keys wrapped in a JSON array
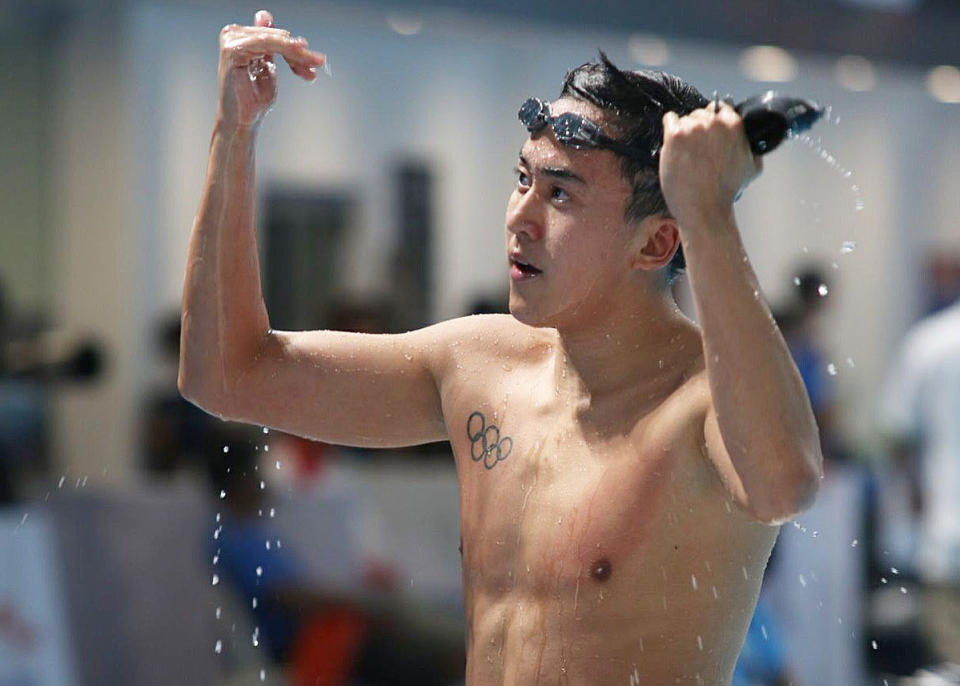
[{"x1": 505, "y1": 188, "x2": 545, "y2": 242}]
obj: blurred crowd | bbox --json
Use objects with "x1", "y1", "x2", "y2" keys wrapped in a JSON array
[{"x1": 1, "y1": 251, "x2": 959, "y2": 686}]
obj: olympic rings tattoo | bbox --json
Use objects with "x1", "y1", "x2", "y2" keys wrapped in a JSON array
[{"x1": 466, "y1": 411, "x2": 512, "y2": 470}]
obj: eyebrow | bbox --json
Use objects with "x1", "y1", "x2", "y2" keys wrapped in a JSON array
[{"x1": 518, "y1": 153, "x2": 587, "y2": 185}]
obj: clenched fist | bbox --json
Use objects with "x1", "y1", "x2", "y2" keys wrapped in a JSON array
[
  {"x1": 659, "y1": 102, "x2": 762, "y2": 231},
  {"x1": 217, "y1": 9, "x2": 326, "y2": 131}
]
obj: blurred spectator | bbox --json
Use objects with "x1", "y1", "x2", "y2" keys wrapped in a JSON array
[
  {"x1": 775, "y1": 265, "x2": 851, "y2": 466},
  {"x1": 141, "y1": 312, "x2": 218, "y2": 478},
  {"x1": 0, "y1": 275, "x2": 105, "y2": 502},
  {"x1": 923, "y1": 251, "x2": 960, "y2": 317},
  {"x1": 209, "y1": 422, "x2": 465, "y2": 686},
  {"x1": 879, "y1": 289, "x2": 960, "y2": 669}
]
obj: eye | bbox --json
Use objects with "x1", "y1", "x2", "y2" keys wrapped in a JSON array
[
  {"x1": 514, "y1": 167, "x2": 531, "y2": 189},
  {"x1": 550, "y1": 186, "x2": 570, "y2": 202}
]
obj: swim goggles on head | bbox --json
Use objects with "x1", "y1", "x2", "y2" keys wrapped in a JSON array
[{"x1": 518, "y1": 97, "x2": 650, "y2": 161}]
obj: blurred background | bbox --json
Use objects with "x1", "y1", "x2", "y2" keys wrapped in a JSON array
[{"x1": 1, "y1": 0, "x2": 959, "y2": 684}]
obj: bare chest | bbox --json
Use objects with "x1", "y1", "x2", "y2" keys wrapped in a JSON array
[{"x1": 447, "y1": 379, "x2": 716, "y2": 599}]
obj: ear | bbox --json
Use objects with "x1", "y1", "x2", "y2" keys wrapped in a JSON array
[{"x1": 631, "y1": 216, "x2": 680, "y2": 272}]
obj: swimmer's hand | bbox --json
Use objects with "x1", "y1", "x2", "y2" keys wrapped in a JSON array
[
  {"x1": 217, "y1": 9, "x2": 327, "y2": 131},
  {"x1": 659, "y1": 102, "x2": 762, "y2": 230}
]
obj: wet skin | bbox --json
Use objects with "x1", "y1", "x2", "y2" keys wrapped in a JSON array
[
  {"x1": 182, "y1": 16, "x2": 817, "y2": 684},
  {"x1": 444, "y1": 314, "x2": 777, "y2": 686},
  {"x1": 443, "y1": 99, "x2": 780, "y2": 685}
]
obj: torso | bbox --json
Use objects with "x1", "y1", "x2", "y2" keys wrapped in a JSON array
[{"x1": 438, "y1": 315, "x2": 779, "y2": 686}]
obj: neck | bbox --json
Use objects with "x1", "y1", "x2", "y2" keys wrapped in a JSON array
[{"x1": 549, "y1": 289, "x2": 700, "y2": 406}]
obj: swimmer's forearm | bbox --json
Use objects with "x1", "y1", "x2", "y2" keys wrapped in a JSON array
[
  {"x1": 179, "y1": 122, "x2": 270, "y2": 405},
  {"x1": 681, "y1": 212, "x2": 822, "y2": 516}
]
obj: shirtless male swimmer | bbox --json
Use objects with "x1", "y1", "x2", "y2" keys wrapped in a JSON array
[{"x1": 179, "y1": 10, "x2": 823, "y2": 685}]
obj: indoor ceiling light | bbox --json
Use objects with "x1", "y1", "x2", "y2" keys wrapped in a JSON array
[
  {"x1": 386, "y1": 14, "x2": 423, "y2": 36},
  {"x1": 834, "y1": 55, "x2": 876, "y2": 92},
  {"x1": 628, "y1": 34, "x2": 670, "y2": 66},
  {"x1": 739, "y1": 45, "x2": 798, "y2": 83},
  {"x1": 926, "y1": 65, "x2": 960, "y2": 104}
]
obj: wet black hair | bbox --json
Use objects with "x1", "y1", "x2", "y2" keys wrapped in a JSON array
[{"x1": 560, "y1": 52, "x2": 709, "y2": 284}]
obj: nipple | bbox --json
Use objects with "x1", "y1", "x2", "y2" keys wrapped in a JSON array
[{"x1": 590, "y1": 557, "x2": 612, "y2": 582}]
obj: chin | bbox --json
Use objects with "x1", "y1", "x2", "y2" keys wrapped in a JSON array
[{"x1": 508, "y1": 292, "x2": 556, "y2": 329}]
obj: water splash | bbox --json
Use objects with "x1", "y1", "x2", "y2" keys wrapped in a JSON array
[{"x1": 792, "y1": 133, "x2": 864, "y2": 214}]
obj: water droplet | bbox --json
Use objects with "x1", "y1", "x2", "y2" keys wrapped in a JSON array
[
  {"x1": 263, "y1": 445, "x2": 269, "y2": 452},
  {"x1": 761, "y1": 624, "x2": 768, "y2": 641},
  {"x1": 851, "y1": 538, "x2": 858, "y2": 547},
  {"x1": 827, "y1": 363, "x2": 837, "y2": 376},
  {"x1": 219, "y1": 490, "x2": 226, "y2": 499},
  {"x1": 691, "y1": 574, "x2": 698, "y2": 591},
  {"x1": 57, "y1": 476, "x2": 65, "y2": 488},
  {"x1": 212, "y1": 574, "x2": 219, "y2": 586},
  {"x1": 215, "y1": 606, "x2": 222, "y2": 619},
  {"x1": 793, "y1": 276, "x2": 801, "y2": 286},
  {"x1": 252, "y1": 597, "x2": 258, "y2": 609},
  {"x1": 841, "y1": 240, "x2": 856, "y2": 254},
  {"x1": 872, "y1": 640, "x2": 878, "y2": 650},
  {"x1": 881, "y1": 577, "x2": 888, "y2": 584},
  {"x1": 213, "y1": 554, "x2": 220, "y2": 565},
  {"x1": 216, "y1": 513, "x2": 221, "y2": 522},
  {"x1": 255, "y1": 566, "x2": 263, "y2": 577},
  {"x1": 260, "y1": 480, "x2": 265, "y2": 490},
  {"x1": 818, "y1": 284, "x2": 829, "y2": 296},
  {"x1": 260, "y1": 669, "x2": 266, "y2": 682},
  {"x1": 275, "y1": 460, "x2": 281, "y2": 470},
  {"x1": 222, "y1": 446, "x2": 230, "y2": 453},
  {"x1": 697, "y1": 635, "x2": 703, "y2": 651},
  {"x1": 269, "y1": 508, "x2": 275, "y2": 518},
  {"x1": 798, "y1": 573, "x2": 807, "y2": 587},
  {"x1": 846, "y1": 357, "x2": 855, "y2": 368},
  {"x1": 214, "y1": 639, "x2": 222, "y2": 654},
  {"x1": 891, "y1": 567, "x2": 899, "y2": 575},
  {"x1": 262, "y1": 427, "x2": 269, "y2": 434},
  {"x1": 900, "y1": 586, "x2": 908, "y2": 594},
  {"x1": 265, "y1": 540, "x2": 271, "y2": 550}
]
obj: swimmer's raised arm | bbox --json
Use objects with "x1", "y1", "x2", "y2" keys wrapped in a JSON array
[
  {"x1": 179, "y1": 11, "x2": 447, "y2": 447},
  {"x1": 660, "y1": 103, "x2": 823, "y2": 524}
]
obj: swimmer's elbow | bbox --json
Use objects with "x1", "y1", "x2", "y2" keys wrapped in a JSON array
[{"x1": 749, "y1": 453, "x2": 823, "y2": 525}]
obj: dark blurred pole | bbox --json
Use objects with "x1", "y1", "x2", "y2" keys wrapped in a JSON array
[{"x1": 390, "y1": 161, "x2": 434, "y2": 331}]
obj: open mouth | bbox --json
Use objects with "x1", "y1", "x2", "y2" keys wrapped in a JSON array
[{"x1": 510, "y1": 256, "x2": 543, "y2": 278}]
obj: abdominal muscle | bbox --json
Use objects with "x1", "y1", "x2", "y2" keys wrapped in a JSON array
[{"x1": 454, "y1": 416, "x2": 778, "y2": 686}]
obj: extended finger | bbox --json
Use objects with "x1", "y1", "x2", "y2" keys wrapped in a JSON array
[
  {"x1": 226, "y1": 33, "x2": 325, "y2": 68},
  {"x1": 254, "y1": 9, "x2": 274, "y2": 27}
]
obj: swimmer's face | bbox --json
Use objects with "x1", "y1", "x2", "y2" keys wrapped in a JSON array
[{"x1": 506, "y1": 97, "x2": 646, "y2": 327}]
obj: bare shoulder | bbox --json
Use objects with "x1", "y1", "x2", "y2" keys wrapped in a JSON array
[{"x1": 411, "y1": 313, "x2": 553, "y2": 377}]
